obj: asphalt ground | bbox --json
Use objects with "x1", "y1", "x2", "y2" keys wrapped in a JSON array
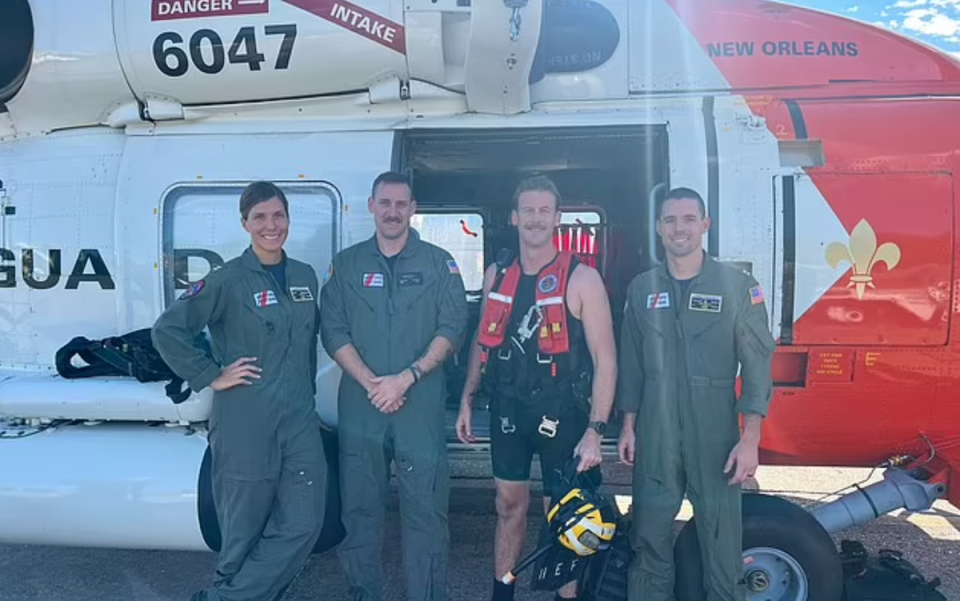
[{"x1": 1, "y1": 454, "x2": 958, "y2": 601}]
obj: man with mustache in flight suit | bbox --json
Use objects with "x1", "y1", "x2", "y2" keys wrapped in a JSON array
[{"x1": 320, "y1": 171, "x2": 468, "y2": 601}]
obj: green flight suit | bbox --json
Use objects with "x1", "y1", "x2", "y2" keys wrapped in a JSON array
[
  {"x1": 152, "y1": 246, "x2": 328, "y2": 601},
  {"x1": 616, "y1": 254, "x2": 776, "y2": 601},
  {"x1": 319, "y1": 230, "x2": 468, "y2": 601}
]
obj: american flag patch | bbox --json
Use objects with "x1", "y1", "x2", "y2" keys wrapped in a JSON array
[
  {"x1": 363, "y1": 273, "x2": 384, "y2": 288},
  {"x1": 749, "y1": 285, "x2": 765, "y2": 305},
  {"x1": 447, "y1": 259, "x2": 460, "y2": 274},
  {"x1": 254, "y1": 290, "x2": 278, "y2": 307}
]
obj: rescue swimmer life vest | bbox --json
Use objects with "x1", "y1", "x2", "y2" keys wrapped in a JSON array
[{"x1": 478, "y1": 250, "x2": 577, "y2": 358}]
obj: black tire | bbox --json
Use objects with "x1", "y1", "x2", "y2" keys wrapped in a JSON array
[
  {"x1": 197, "y1": 425, "x2": 345, "y2": 555},
  {"x1": 673, "y1": 493, "x2": 844, "y2": 601}
]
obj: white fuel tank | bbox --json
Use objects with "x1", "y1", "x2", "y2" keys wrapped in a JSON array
[
  {"x1": 0, "y1": 374, "x2": 213, "y2": 423},
  {"x1": 0, "y1": 420, "x2": 344, "y2": 552},
  {"x1": 0, "y1": 422, "x2": 210, "y2": 550},
  {"x1": 113, "y1": 0, "x2": 412, "y2": 111}
]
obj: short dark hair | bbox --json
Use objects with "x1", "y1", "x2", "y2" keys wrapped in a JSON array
[
  {"x1": 240, "y1": 181, "x2": 289, "y2": 220},
  {"x1": 513, "y1": 175, "x2": 561, "y2": 210},
  {"x1": 371, "y1": 171, "x2": 412, "y2": 197},
  {"x1": 656, "y1": 186, "x2": 706, "y2": 220}
]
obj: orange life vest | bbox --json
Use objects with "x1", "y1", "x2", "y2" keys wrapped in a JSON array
[{"x1": 478, "y1": 251, "x2": 576, "y2": 357}]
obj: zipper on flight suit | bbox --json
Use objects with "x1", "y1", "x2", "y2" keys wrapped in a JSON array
[
  {"x1": 671, "y1": 278, "x2": 690, "y2": 447},
  {"x1": 263, "y1": 267, "x2": 293, "y2": 395}
]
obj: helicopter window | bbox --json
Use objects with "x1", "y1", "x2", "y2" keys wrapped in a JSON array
[
  {"x1": 160, "y1": 182, "x2": 339, "y2": 307},
  {"x1": 410, "y1": 211, "x2": 485, "y2": 293}
]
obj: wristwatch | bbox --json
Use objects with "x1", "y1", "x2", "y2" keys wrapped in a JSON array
[{"x1": 588, "y1": 420, "x2": 606, "y2": 436}]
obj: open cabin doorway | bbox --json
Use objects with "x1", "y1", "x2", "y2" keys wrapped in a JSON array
[{"x1": 396, "y1": 125, "x2": 671, "y2": 447}]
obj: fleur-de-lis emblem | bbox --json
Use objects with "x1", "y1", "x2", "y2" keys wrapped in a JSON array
[{"x1": 825, "y1": 219, "x2": 901, "y2": 300}]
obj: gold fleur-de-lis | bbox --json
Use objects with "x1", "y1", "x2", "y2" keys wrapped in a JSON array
[{"x1": 825, "y1": 219, "x2": 901, "y2": 300}]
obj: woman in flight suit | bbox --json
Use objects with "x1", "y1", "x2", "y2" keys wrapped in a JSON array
[{"x1": 152, "y1": 181, "x2": 328, "y2": 601}]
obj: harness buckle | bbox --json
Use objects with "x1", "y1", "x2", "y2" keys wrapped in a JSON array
[
  {"x1": 500, "y1": 416, "x2": 516, "y2": 434},
  {"x1": 538, "y1": 415, "x2": 559, "y2": 438},
  {"x1": 498, "y1": 348, "x2": 513, "y2": 361},
  {"x1": 536, "y1": 352, "x2": 553, "y2": 365}
]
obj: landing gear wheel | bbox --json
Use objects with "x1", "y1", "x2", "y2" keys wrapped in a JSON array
[{"x1": 673, "y1": 493, "x2": 843, "y2": 601}]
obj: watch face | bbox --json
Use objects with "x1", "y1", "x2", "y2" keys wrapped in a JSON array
[{"x1": 590, "y1": 421, "x2": 605, "y2": 435}]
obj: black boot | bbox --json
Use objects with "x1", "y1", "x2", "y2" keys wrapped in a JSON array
[{"x1": 492, "y1": 579, "x2": 516, "y2": 601}]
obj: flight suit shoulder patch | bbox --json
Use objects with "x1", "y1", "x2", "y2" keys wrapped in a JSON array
[
  {"x1": 749, "y1": 284, "x2": 765, "y2": 305},
  {"x1": 179, "y1": 279, "x2": 205, "y2": 300},
  {"x1": 446, "y1": 258, "x2": 460, "y2": 275}
]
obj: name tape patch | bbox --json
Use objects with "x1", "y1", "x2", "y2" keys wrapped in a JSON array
[
  {"x1": 290, "y1": 286, "x2": 315, "y2": 302},
  {"x1": 398, "y1": 272, "x2": 423, "y2": 287},
  {"x1": 689, "y1": 292, "x2": 723, "y2": 313}
]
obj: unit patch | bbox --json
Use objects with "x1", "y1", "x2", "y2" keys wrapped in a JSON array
[
  {"x1": 750, "y1": 284, "x2": 765, "y2": 305},
  {"x1": 398, "y1": 272, "x2": 423, "y2": 287},
  {"x1": 363, "y1": 273, "x2": 384, "y2": 288},
  {"x1": 538, "y1": 274, "x2": 559, "y2": 294},
  {"x1": 646, "y1": 292, "x2": 670, "y2": 309},
  {"x1": 254, "y1": 290, "x2": 278, "y2": 307},
  {"x1": 290, "y1": 286, "x2": 315, "y2": 302},
  {"x1": 689, "y1": 293, "x2": 723, "y2": 313},
  {"x1": 179, "y1": 279, "x2": 205, "y2": 300},
  {"x1": 447, "y1": 259, "x2": 460, "y2": 275}
]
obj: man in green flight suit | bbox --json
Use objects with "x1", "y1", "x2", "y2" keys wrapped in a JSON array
[
  {"x1": 152, "y1": 181, "x2": 329, "y2": 601},
  {"x1": 320, "y1": 171, "x2": 469, "y2": 601},
  {"x1": 616, "y1": 187, "x2": 777, "y2": 601}
]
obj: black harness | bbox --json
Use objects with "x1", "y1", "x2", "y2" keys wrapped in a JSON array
[
  {"x1": 479, "y1": 249, "x2": 593, "y2": 435},
  {"x1": 55, "y1": 328, "x2": 197, "y2": 404}
]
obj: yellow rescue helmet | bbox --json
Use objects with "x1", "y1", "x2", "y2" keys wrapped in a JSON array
[{"x1": 546, "y1": 486, "x2": 617, "y2": 557}]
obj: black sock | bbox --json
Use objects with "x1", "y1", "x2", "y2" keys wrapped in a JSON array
[{"x1": 492, "y1": 579, "x2": 516, "y2": 601}]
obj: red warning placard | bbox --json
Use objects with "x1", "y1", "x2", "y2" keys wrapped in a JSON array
[
  {"x1": 152, "y1": 0, "x2": 270, "y2": 22},
  {"x1": 282, "y1": 0, "x2": 406, "y2": 55}
]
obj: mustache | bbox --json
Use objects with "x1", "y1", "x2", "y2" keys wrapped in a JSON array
[{"x1": 524, "y1": 223, "x2": 548, "y2": 230}]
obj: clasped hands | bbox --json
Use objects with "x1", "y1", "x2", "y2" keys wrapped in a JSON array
[{"x1": 366, "y1": 369, "x2": 415, "y2": 413}]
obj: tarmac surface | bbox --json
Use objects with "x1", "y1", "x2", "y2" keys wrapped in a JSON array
[{"x1": 1, "y1": 454, "x2": 958, "y2": 601}]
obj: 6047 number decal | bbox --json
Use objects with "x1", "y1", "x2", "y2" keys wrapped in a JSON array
[{"x1": 153, "y1": 24, "x2": 297, "y2": 77}]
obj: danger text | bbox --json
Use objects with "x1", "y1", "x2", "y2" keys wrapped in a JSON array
[{"x1": 152, "y1": 0, "x2": 270, "y2": 21}]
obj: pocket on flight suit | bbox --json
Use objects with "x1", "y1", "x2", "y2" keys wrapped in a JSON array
[
  {"x1": 687, "y1": 377, "x2": 739, "y2": 481},
  {"x1": 395, "y1": 269, "x2": 439, "y2": 361}
]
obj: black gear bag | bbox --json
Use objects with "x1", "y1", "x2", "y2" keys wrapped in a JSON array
[
  {"x1": 55, "y1": 328, "x2": 195, "y2": 404},
  {"x1": 840, "y1": 540, "x2": 947, "y2": 601}
]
